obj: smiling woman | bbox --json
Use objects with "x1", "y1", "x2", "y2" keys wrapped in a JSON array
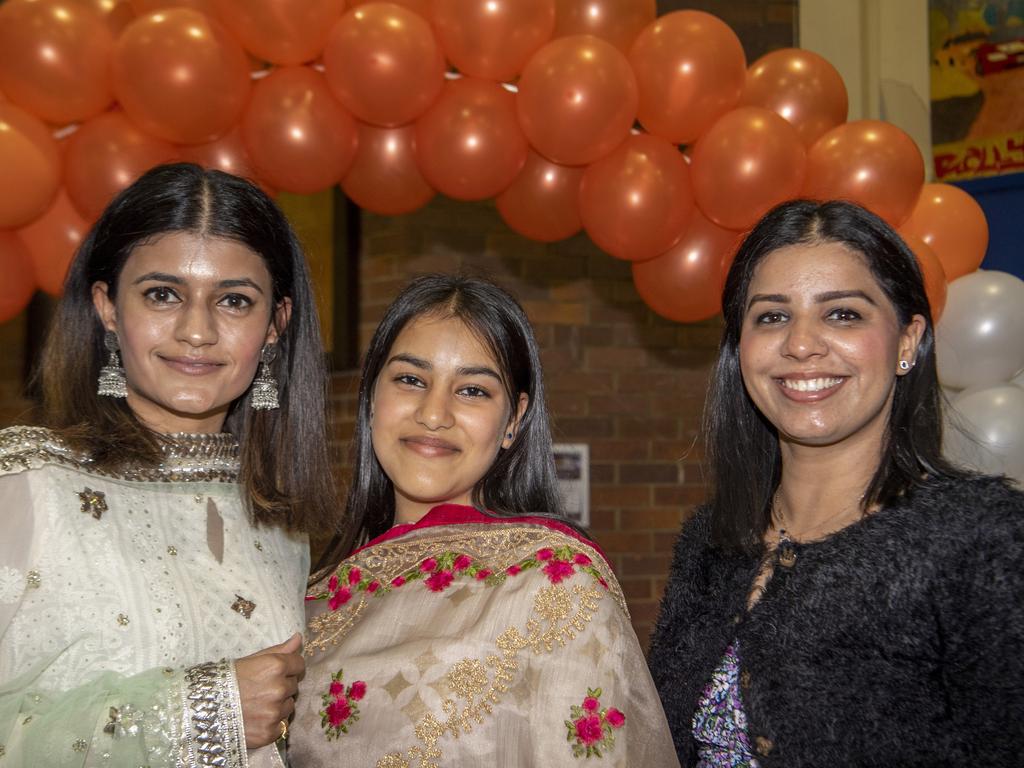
[
  {"x1": 648, "y1": 200, "x2": 1024, "y2": 766},
  {"x1": 0, "y1": 164, "x2": 339, "y2": 767},
  {"x1": 292, "y1": 275, "x2": 679, "y2": 768}
]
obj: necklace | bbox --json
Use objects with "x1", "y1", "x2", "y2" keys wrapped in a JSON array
[{"x1": 774, "y1": 489, "x2": 864, "y2": 561}]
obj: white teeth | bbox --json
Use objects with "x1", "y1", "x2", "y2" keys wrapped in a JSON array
[{"x1": 781, "y1": 377, "x2": 843, "y2": 392}]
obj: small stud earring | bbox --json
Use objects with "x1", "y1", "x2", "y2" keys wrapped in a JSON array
[
  {"x1": 506, "y1": 432, "x2": 513, "y2": 439},
  {"x1": 898, "y1": 360, "x2": 911, "y2": 371}
]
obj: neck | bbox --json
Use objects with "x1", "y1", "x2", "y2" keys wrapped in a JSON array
[{"x1": 775, "y1": 429, "x2": 884, "y2": 538}]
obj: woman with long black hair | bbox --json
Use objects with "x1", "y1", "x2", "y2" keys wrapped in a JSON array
[
  {"x1": 0, "y1": 163, "x2": 339, "y2": 767},
  {"x1": 648, "y1": 199, "x2": 1024, "y2": 766}
]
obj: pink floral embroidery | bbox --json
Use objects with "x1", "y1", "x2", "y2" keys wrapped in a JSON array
[
  {"x1": 309, "y1": 545, "x2": 610, "y2": 607},
  {"x1": 565, "y1": 688, "x2": 625, "y2": 758},
  {"x1": 425, "y1": 570, "x2": 455, "y2": 592},
  {"x1": 543, "y1": 558, "x2": 575, "y2": 583},
  {"x1": 320, "y1": 669, "x2": 365, "y2": 739}
]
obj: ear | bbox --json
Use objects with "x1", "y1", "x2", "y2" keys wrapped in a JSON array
[
  {"x1": 266, "y1": 297, "x2": 292, "y2": 346},
  {"x1": 896, "y1": 313, "x2": 927, "y2": 375},
  {"x1": 91, "y1": 282, "x2": 117, "y2": 332},
  {"x1": 501, "y1": 392, "x2": 529, "y2": 449}
]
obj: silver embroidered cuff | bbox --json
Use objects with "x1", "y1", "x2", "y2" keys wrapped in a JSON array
[{"x1": 183, "y1": 660, "x2": 248, "y2": 768}]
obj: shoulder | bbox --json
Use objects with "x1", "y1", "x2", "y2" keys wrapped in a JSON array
[
  {"x1": 0, "y1": 426, "x2": 92, "y2": 478},
  {"x1": 897, "y1": 473, "x2": 1024, "y2": 542}
]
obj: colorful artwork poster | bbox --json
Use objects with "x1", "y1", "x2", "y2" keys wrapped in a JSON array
[{"x1": 929, "y1": 0, "x2": 1024, "y2": 181}]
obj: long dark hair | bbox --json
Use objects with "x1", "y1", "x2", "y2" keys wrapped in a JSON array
[
  {"x1": 315, "y1": 274, "x2": 565, "y2": 571},
  {"x1": 706, "y1": 199, "x2": 964, "y2": 554},
  {"x1": 38, "y1": 162, "x2": 338, "y2": 533}
]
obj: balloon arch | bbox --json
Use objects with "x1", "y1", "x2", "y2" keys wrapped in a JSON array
[{"x1": 0, "y1": 0, "x2": 1020, "y2": 477}]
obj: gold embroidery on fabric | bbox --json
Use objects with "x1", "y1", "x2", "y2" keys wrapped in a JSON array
[
  {"x1": 77, "y1": 487, "x2": 108, "y2": 519},
  {"x1": 376, "y1": 754, "x2": 410, "y2": 768},
  {"x1": 445, "y1": 660, "x2": 488, "y2": 700},
  {"x1": 306, "y1": 527, "x2": 626, "y2": 654},
  {"x1": 387, "y1": 583, "x2": 604, "y2": 768}
]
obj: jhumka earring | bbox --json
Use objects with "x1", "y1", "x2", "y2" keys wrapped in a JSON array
[
  {"x1": 97, "y1": 331, "x2": 128, "y2": 398},
  {"x1": 250, "y1": 345, "x2": 280, "y2": 411}
]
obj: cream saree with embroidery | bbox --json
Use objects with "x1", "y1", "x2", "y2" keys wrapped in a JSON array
[{"x1": 291, "y1": 505, "x2": 678, "y2": 768}]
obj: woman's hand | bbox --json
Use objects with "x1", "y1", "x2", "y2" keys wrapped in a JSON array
[{"x1": 235, "y1": 633, "x2": 305, "y2": 749}]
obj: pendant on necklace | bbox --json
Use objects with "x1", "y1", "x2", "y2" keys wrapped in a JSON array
[{"x1": 777, "y1": 530, "x2": 797, "y2": 568}]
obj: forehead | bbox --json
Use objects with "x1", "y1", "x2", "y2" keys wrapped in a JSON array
[
  {"x1": 748, "y1": 241, "x2": 880, "y2": 296},
  {"x1": 121, "y1": 232, "x2": 270, "y2": 283},
  {"x1": 390, "y1": 314, "x2": 498, "y2": 365}
]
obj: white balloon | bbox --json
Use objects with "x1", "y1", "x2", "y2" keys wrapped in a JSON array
[
  {"x1": 936, "y1": 270, "x2": 1024, "y2": 389},
  {"x1": 944, "y1": 385, "x2": 1024, "y2": 485}
]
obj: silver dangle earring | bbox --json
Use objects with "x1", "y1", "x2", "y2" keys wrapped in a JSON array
[
  {"x1": 97, "y1": 331, "x2": 128, "y2": 398},
  {"x1": 250, "y1": 345, "x2": 280, "y2": 410}
]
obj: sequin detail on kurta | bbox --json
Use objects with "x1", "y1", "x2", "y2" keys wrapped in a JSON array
[{"x1": 692, "y1": 641, "x2": 757, "y2": 767}]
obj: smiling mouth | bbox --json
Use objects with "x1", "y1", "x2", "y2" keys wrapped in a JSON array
[
  {"x1": 160, "y1": 356, "x2": 225, "y2": 375},
  {"x1": 778, "y1": 376, "x2": 845, "y2": 393},
  {"x1": 402, "y1": 436, "x2": 460, "y2": 456}
]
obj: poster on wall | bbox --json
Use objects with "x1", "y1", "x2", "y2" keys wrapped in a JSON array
[
  {"x1": 928, "y1": 0, "x2": 1024, "y2": 181},
  {"x1": 553, "y1": 443, "x2": 590, "y2": 529}
]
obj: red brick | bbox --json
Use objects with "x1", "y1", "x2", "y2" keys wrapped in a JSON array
[
  {"x1": 581, "y1": 326, "x2": 616, "y2": 347},
  {"x1": 520, "y1": 300, "x2": 587, "y2": 325},
  {"x1": 619, "y1": 463, "x2": 681, "y2": 485},
  {"x1": 618, "y1": 577, "x2": 654, "y2": 601},
  {"x1": 586, "y1": 509, "x2": 617, "y2": 530},
  {"x1": 552, "y1": 416, "x2": 613, "y2": 439},
  {"x1": 589, "y1": 394, "x2": 650, "y2": 417},
  {"x1": 623, "y1": 507, "x2": 689, "y2": 530},
  {"x1": 618, "y1": 417, "x2": 680, "y2": 439},
  {"x1": 591, "y1": 530, "x2": 653, "y2": 554},
  {"x1": 650, "y1": 439, "x2": 700, "y2": 462},
  {"x1": 589, "y1": 440, "x2": 650, "y2": 462},
  {"x1": 584, "y1": 347, "x2": 648, "y2": 370},
  {"x1": 626, "y1": 599, "x2": 662, "y2": 623},
  {"x1": 547, "y1": 391, "x2": 587, "y2": 417},
  {"x1": 546, "y1": 371, "x2": 615, "y2": 394},
  {"x1": 591, "y1": 485, "x2": 651, "y2": 508},
  {"x1": 589, "y1": 463, "x2": 614, "y2": 484}
]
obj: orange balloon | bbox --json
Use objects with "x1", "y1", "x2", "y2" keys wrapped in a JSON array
[
  {"x1": 553, "y1": 0, "x2": 656, "y2": 54},
  {"x1": 629, "y1": 11, "x2": 747, "y2": 144},
  {"x1": 803, "y1": 120, "x2": 924, "y2": 227},
  {"x1": 415, "y1": 78, "x2": 528, "y2": 201},
  {"x1": 241, "y1": 66, "x2": 358, "y2": 195},
  {"x1": 17, "y1": 189, "x2": 90, "y2": 297},
  {"x1": 69, "y1": 0, "x2": 137, "y2": 35},
  {"x1": 0, "y1": 232, "x2": 37, "y2": 324},
  {"x1": 349, "y1": 0, "x2": 429, "y2": 16},
  {"x1": 323, "y1": 3, "x2": 445, "y2": 127},
  {"x1": 899, "y1": 182, "x2": 988, "y2": 281},
  {"x1": 517, "y1": 35, "x2": 637, "y2": 166},
  {"x1": 901, "y1": 232, "x2": 947, "y2": 322},
  {"x1": 692, "y1": 107, "x2": 807, "y2": 231},
  {"x1": 128, "y1": 0, "x2": 217, "y2": 13},
  {"x1": 432, "y1": 0, "x2": 555, "y2": 81},
  {"x1": 579, "y1": 133, "x2": 694, "y2": 262},
  {"x1": 178, "y1": 125, "x2": 275, "y2": 195},
  {"x1": 0, "y1": 102, "x2": 61, "y2": 229},
  {"x1": 341, "y1": 122, "x2": 435, "y2": 215},
  {"x1": 742, "y1": 48, "x2": 848, "y2": 148},
  {"x1": 632, "y1": 211, "x2": 742, "y2": 323},
  {"x1": 214, "y1": 0, "x2": 346, "y2": 65},
  {"x1": 0, "y1": 0, "x2": 115, "y2": 125},
  {"x1": 65, "y1": 110, "x2": 179, "y2": 220},
  {"x1": 112, "y1": 8, "x2": 251, "y2": 144},
  {"x1": 496, "y1": 149, "x2": 584, "y2": 242}
]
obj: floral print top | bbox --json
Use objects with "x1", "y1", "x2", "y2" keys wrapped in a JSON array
[{"x1": 691, "y1": 641, "x2": 758, "y2": 767}]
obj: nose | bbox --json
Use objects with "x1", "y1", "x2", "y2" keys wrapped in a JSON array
[
  {"x1": 415, "y1": 386, "x2": 454, "y2": 431},
  {"x1": 781, "y1": 316, "x2": 827, "y2": 361},
  {"x1": 175, "y1": 301, "x2": 218, "y2": 347}
]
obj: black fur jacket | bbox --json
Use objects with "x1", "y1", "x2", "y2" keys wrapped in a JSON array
[{"x1": 647, "y1": 474, "x2": 1024, "y2": 767}]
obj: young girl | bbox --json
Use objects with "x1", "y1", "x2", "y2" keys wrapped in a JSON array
[{"x1": 292, "y1": 275, "x2": 678, "y2": 767}]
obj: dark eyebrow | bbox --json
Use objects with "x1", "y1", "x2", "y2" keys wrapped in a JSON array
[
  {"x1": 132, "y1": 272, "x2": 264, "y2": 294},
  {"x1": 385, "y1": 355, "x2": 502, "y2": 382},
  {"x1": 747, "y1": 289, "x2": 878, "y2": 311}
]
